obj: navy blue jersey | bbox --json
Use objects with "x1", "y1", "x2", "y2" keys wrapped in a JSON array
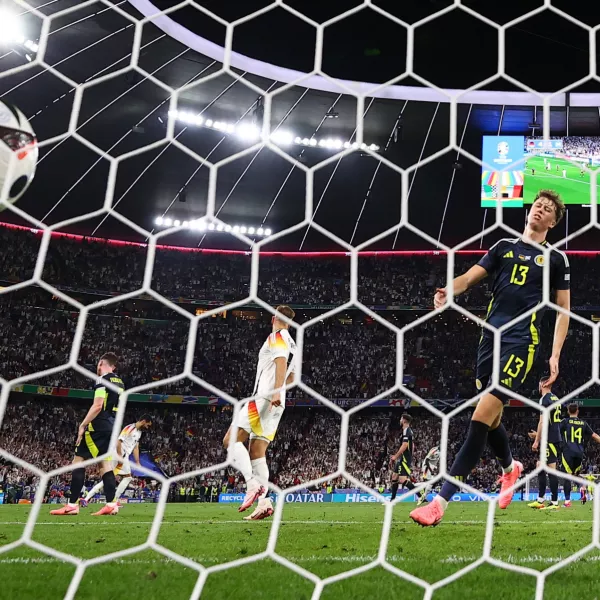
[
  {"x1": 560, "y1": 417, "x2": 594, "y2": 457},
  {"x1": 402, "y1": 427, "x2": 413, "y2": 466},
  {"x1": 91, "y1": 372, "x2": 124, "y2": 431},
  {"x1": 540, "y1": 393, "x2": 562, "y2": 444},
  {"x1": 478, "y1": 238, "x2": 570, "y2": 343}
]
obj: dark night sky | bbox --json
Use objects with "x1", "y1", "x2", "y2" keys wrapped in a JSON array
[{"x1": 1, "y1": 0, "x2": 599, "y2": 249}]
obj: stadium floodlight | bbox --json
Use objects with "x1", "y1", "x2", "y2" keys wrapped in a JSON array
[
  {"x1": 198, "y1": 221, "x2": 207, "y2": 231},
  {"x1": 247, "y1": 227, "x2": 255, "y2": 234},
  {"x1": 257, "y1": 227, "x2": 264, "y2": 235},
  {"x1": 232, "y1": 225, "x2": 240, "y2": 233},
  {"x1": 163, "y1": 218, "x2": 172, "y2": 226},
  {"x1": 182, "y1": 220, "x2": 189, "y2": 227},
  {"x1": 173, "y1": 219, "x2": 181, "y2": 227},
  {"x1": 208, "y1": 223, "x2": 215, "y2": 230},
  {"x1": 216, "y1": 223, "x2": 224, "y2": 231},
  {"x1": 236, "y1": 123, "x2": 260, "y2": 142},
  {"x1": 225, "y1": 225, "x2": 232, "y2": 232},
  {"x1": 0, "y1": 9, "x2": 24, "y2": 45},
  {"x1": 239, "y1": 226, "x2": 247, "y2": 234},
  {"x1": 264, "y1": 228, "x2": 272, "y2": 236},
  {"x1": 155, "y1": 216, "x2": 163, "y2": 226},
  {"x1": 168, "y1": 109, "x2": 380, "y2": 151}
]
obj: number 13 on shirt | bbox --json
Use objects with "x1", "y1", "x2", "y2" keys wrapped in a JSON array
[{"x1": 510, "y1": 264, "x2": 529, "y2": 286}]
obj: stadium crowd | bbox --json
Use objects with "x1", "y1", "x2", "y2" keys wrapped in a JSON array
[
  {"x1": 2, "y1": 226, "x2": 600, "y2": 309},
  {"x1": 562, "y1": 136, "x2": 600, "y2": 158},
  {"x1": 2, "y1": 399, "x2": 600, "y2": 503}
]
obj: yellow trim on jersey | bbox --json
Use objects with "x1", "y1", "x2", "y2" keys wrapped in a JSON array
[
  {"x1": 401, "y1": 457, "x2": 411, "y2": 475},
  {"x1": 529, "y1": 312, "x2": 539, "y2": 346},
  {"x1": 561, "y1": 455, "x2": 582, "y2": 475},
  {"x1": 84, "y1": 431, "x2": 100, "y2": 458},
  {"x1": 87, "y1": 422, "x2": 95, "y2": 432},
  {"x1": 548, "y1": 443, "x2": 557, "y2": 456}
]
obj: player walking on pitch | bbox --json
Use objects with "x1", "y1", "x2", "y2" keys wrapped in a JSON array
[
  {"x1": 223, "y1": 305, "x2": 296, "y2": 520},
  {"x1": 527, "y1": 379, "x2": 562, "y2": 510},
  {"x1": 417, "y1": 446, "x2": 440, "y2": 506},
  {"x1": 559, "y1": 404, "x2": 600, "y2": 508},
  {"x1": 81, "y1": 416, "x2": 152, "y2": 506},
  {"x1": 51, "y1": 353, "x2": 124, "y2": 516},
  {"x1": 411, "y1": 190, "x2": 570, "y2": 527},
  {"x1": 389, "y1": 413, "x2": 416, "y2": 500}
]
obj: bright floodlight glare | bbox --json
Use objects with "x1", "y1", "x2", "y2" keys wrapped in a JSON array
[
  {"x1": 182, "y1": 221, "x2": 189, "y2": 227},
  {"x1": 174, "y1": 219, "x2": 181, "y2": 227},
  {"x1": 198, "y1": 221, "x2": 207, "y2": 231},
  {"x1": 264, "y1": 228, "x2": 272, "y2": 236},
  {"x1": 257, "y1": 227, "x2": 264, "y2": 235},
  {"x1": 216, "y1": 223, "x2": 224, "y2": 231},
  {"x1": 225, "y1": 225, "x2": 232, "y2": 232},
  {"x1": 240, "y1": 226, "x2": 247, "y2": 234},
  {"x1": 236, "y1": 123, "x2": 260, "y2": 142},
  {"x1": 155, "y1": 216, "x2": 164, "y2": 226},
  {"x1": 164, "y1": 218, "x2": 173, "y2": 226},
  {"x1": 196, "y1": 116, "x2": 204, "y2": 126},
  {"x1": 233, "y1": 225, "x2": 240, "y2": 233},
  {"x1": 309, "y1": 138, "x2": 317, "y2": 146},
  {"x1": 271, "y1": 129, "x2": 293, "y2": 146},
  {"x1": 208, "y1": 223, "x2": 215, "y2": 231},
  {"x1": 0, "y1": 9, "x2": 25, "y2": 45},
  {"x1": 205, "y1": 119, "x2": 213, "y2": 127},
  {"x1": 248, "y1": 227, "x2": 255, "y2": 234}
]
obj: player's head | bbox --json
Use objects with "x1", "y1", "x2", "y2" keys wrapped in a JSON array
[
  {"x1": 401, "y1": 413, "x2": 412, "y2": 427},
  {"x1": 97, "y1": 352, "x2": 117, "y2": 375},
  {"x1": 137, "y1": 414, "x2": 153, "y2": 430},
  {"x1": 567, "y1": 403, "x2": 579, "y2": 416},
  {"x1": 528, "y1": 189, "x2": 565, "y2": 232},
  {"x1": 539, "y1": 376, "x2": 553, "y2": 396},
  {"x1": 272, "y1": 304, "x2": 295, "y2": 330}
]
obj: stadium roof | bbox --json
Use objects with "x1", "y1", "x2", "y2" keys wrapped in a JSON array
[{"x1": 0, "y1": 0, "x2": 599, "y2": 250}]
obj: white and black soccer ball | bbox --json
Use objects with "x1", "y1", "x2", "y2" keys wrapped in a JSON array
[{"x1": 0, "y1": 100, "x2": 38, "y2": 209}]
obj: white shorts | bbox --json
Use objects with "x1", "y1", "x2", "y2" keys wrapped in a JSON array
[
  {"x1": 235, "y1": 397, "x2": 284, "y2": 442},
  {"x1": 112, "y1": 457, "x2": 131, "y2": 477}
]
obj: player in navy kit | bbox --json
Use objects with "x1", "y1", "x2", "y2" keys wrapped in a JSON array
[
  {"x1": 390, "y1": 413, "x2": 416, "y2": 500},
  {"x1": 411, "y1": 190, "x2": 570, "y2": 527},
  {"x1": 528, "y1": 379, "x2": 562, "y2": 510},
  {"x1": 559, "y1": 404, "x2": 600, "y2": 507}
]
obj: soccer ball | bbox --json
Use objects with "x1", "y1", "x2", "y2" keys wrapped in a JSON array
[{"x1": 0, "y1": 100, "x2": 38, "y2": 209}]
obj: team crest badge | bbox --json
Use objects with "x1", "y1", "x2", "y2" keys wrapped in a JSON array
[
  {"x1": 535, "y1": 255, "x2": 544, "y2": 266},
  {"x1": 475, "y1": 379, "x2": 483, "y2": 391}
]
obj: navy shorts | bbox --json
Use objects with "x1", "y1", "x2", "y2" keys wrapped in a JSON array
[
  {"x1": 476, "y1": 336, "x2": 538, "y2": 404},
  {"x1": 394, "y1": 457, "x2": 412, "y2": 477}
]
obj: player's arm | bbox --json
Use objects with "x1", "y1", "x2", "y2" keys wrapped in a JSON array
[
  {"x1": 434, "y1": 241, "x2": 502, "y2": 309},
  {"x1": 271, "y1": 357, "x2": 287, "y2": 407},
  {"x1": 434, "y1": 265, "x2": 488, "y2": 308},
  {"x1": 77, "y1": 387, "x2": 105, "y2": 444},
  {"x1": 132, "y1": 443, "x2": 140, "y2": 466},
  {"x1": 531, "y1": 412, "x2": 544, "y2": 451},
  {"x1": 544, "y1": 288, "x2": 570, "y2": 386},
  {"x1": 591, "y1": 433, "x2": 600, "y2": 444},
  {"x1": 390, "y1": 442, "x2": 408, "y2": 464}
]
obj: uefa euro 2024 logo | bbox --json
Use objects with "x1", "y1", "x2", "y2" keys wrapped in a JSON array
[{"x1": 497, "y1": 141, "x2": 509, "y2": 156}]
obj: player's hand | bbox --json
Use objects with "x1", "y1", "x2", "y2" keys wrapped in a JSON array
[
  {"x1": 532, "y1": 440, "x2": 539, "y2": 451},
  {"x1": 527, "y1": 430, "x2": 537, "y2": 440},
  {"x1": 542, "y1": 355, "x2": 560, "y2": 387},
  {"x1": 434, "y1": 288, "x2": 447, "y2": 309},
  {"x1": 270, "y1": 391, "x2": 282, "y2": 408},
  {"x1": 76, "y1": 425, "x2": 85, "y2": 446}
]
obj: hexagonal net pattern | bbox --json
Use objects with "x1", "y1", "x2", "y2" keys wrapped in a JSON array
[{"x1": 0, "y1": 0, "x2": 599, "y2": 598}]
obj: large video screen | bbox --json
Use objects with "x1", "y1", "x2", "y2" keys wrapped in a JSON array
[{"x1": 481, "y1": 135, "x2": 598, "y2": 207}]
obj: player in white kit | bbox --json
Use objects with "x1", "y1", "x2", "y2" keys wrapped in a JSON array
[
  {"x1": 416, "y1": 446, "x2": 440, "y2": 506},
  {"x1": 223, "y1": 305, "x2": 296, "y2": 521},
  {"x1": 82, "y1": 415, "x2": 152, "y2": 506}
]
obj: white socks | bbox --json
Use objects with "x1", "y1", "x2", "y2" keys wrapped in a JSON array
[
  {"x1": 251, "y1": 457, "x2": 269, "y2": 500},
  {"x1": 231, "y1": 441, "x2": 253, "y2": 483},
  {"x1": 502, "y1": 461, "x2": 514, "y2": 474},
  {"x1": 434, "y1": 496, "x2": 449, "y2": 511},
  {"x1": 85, "y1": 481, "x2": 104, "y2": 501},
  {"x1": 115, "y1": 476, "x2": 132, "y2": 500}
]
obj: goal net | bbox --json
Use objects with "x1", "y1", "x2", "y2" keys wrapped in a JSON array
[{"x1": 0, "y1": 1, "x2": 598, "y2": 598}]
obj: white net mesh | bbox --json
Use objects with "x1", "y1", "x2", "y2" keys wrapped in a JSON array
[{"x1": 0, "y1": 0, "x2": 598, "y2": 598}]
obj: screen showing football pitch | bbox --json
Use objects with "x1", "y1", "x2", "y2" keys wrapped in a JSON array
[{"x1": 481, "y1": 136, "x2": 599, "y2": 207}]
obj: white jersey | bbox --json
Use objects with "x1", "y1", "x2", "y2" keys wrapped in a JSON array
[
  {"x1": 421, "y1": 446, "x2": 440, "y2": 477},
  {"x1": 118, "y1": 423, "x2": 142, "y2": 458},
  {"x1": 253, "y1": 328, "x2": 296, "y2": 398}
]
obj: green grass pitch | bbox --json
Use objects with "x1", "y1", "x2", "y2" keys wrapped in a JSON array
[
  {"x1": 1, "y1": 502, "x2": 599, "y2": 599},
  {"x1": 523, "y1": 156, "x2": 597, "y2": 205}
]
